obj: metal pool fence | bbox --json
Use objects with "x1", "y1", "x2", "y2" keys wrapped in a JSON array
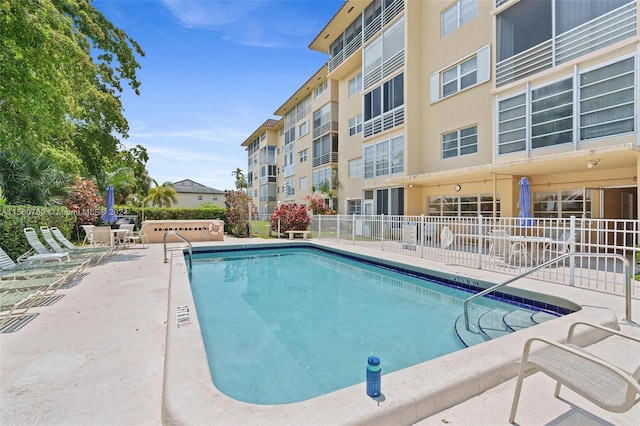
[{"x1": 309, "y1": 215, "x2": 639, "y2": 298}]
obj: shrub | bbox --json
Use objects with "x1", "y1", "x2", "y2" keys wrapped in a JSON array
[
  {"x1": 224, "y1": 190, "x2": 250, "y2": 237},
  {"x1": 269, "y1": 203, "x2": 311, "y2": 234},
  {"x1": 304, "y1": 194, "x2": 331, "y2": 215},
  {"x1": 0, "y1": 205, "x2": 76, "y2": 260},
  {"x1": 65, "y1": 178, "x2": 103, "y2": 231}
]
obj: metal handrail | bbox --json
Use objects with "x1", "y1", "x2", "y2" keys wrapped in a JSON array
[
  {"x1": 163, "y1": 231, "x2": 192, "y2": 272},
  {"x1": 463, "y1": 252, "x2": 632, "y2": 331}
]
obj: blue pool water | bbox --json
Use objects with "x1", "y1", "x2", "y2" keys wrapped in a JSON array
[{"x1": 189, "y1": 247, "x2": 537, "y2": 404}]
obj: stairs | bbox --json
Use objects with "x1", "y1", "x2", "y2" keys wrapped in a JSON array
[{"x1": 454, "y1": 306, "x2": 560, "y2": 347}]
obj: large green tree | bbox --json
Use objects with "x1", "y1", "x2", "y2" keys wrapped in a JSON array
[{"x1": 0, "y1": 0, "x2": 145, "y2": 186}]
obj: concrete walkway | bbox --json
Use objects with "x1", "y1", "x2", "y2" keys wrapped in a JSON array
[{"x1": 1, "y1": 239, "x2": 638, "y2": 425}]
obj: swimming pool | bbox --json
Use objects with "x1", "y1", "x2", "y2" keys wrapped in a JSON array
[{"x1": 188, "y1": 245, "x2": 566, "y2": 405}]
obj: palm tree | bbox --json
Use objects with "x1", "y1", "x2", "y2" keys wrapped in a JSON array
[
  {"x1": 231, "y1": 168, "x2": 247, "y2": 191},
  {"x1": 145, "y1": 179, "x2": 178, "y2": 207},
  {"x1": 0, "y1": 149, "x2": 72, "y2": 206}
]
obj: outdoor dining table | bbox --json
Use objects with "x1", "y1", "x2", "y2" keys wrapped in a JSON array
[
  {"x1": 508, "y1": 236, "x2": 553, "y2": 266},
  {"x1": 110, "y1": 228, "x2": 130, "y2": 246}
]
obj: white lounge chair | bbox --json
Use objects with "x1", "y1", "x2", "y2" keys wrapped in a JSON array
[
  {"x1": 509, "y1": 321, "x2": 640, "y2": 423},
  {"x1": 0, "y1": 247, "x2": 89, "y2": 280},
  {"x1": 18, "y1": 227, "x2": 70, "y2": 263}
]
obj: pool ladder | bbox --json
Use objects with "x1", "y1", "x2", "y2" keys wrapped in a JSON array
[{"x1": 163, "y1": 230, "x2": 193, "y2": 272}]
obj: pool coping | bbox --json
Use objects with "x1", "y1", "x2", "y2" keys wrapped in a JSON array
[{"x1": 162, "y1": 241, "x2": 621, "y2": 425}]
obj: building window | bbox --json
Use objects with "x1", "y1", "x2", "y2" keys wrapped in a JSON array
[
  {"x1": 197, "y1": 195, "x2": 202, "y2": 201},
  {"x1": 349, "y1": 115, "x2": 362, "y2": 136},
  {"x1": 298, "y1": 121, "x2": 308, "y2": 138},
  {"x1": 349, "y1": 73, "x2": 362, "y2": 97},
  {"x1": 363, "y1": 135, "x2": 404, "y2": 178},
  {"x1": 497, "y1": 56, "x2": 636, "y2": 154},
  {"x1": 213, "y1": 197, "x2": 218, "y2": 201},
  {"x1": 430, "y1": 46, "x2": 490, "y2": 103},
  {"x1": 442, "y1": 125, "x2": 478, "y2": 159},
  {"x1": 283, "y1": 178, "x2": 295, "y2": 197},
  {"x1": 364, "y1": 73, "x2": 403, "y2": 121},
  {"x1": 312, "y1": 167, "x2": 331, "y2": 189},
  {"x1": 299, "y1": 176, "x2": 307, "y2": 190},
  {"x1": 348, "y1": 199, "x2": 362, "y2": 215},
  {"x1": 532, "y1": 78, "x2": 573, "y2": 149},
  {"x1": 299, "y1": 149, "x2": 307, "y2": 163},
  {"x1": 284, "y1": 127, "x2": 296, "y2": 145},
  {"x1": 443, "y1": 56, "x2": 476, "y2": 97},
  {"x1": 442, "y1": 0, "x2": 477, "y2": 37},
  {"x1": 349, "y1": 158, "x2": 363, "y2": 178},
  {"x1": 580, "y1": 57, "x2": 635, "y2": 140},
  {"x1": 314, "y1": 80, "x2": 328, "y2": 98},
  {"x1": 428, "y1": 194, "x2": 500, "y2": 217},
  {"x1": 533, "y1": 189, "x2": 591, "y2": 218}
]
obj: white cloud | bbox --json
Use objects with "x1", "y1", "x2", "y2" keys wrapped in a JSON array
[{"x1": 161, "y1": 0, "x2": 267, "y2": 28}]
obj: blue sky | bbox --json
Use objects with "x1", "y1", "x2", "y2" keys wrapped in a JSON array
[{"x1": 94, "y1": 0, "x2": 343, "y2": 191}]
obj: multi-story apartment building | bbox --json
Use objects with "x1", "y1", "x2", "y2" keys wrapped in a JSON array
[{"x1": 242, "y1": 0, "x2": 639, "y2": 225}]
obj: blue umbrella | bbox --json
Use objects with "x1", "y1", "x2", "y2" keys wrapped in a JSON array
[
  {"x1": 101, "y1": 184, "x2": 118, "y2": 224},
  {"x1": 517, "y1": 177, "x2": 534, "y2": 226}
]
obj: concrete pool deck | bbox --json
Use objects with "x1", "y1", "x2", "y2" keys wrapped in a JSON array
[{"x1": 1, "y1": 237, "x2": 638, "y2": 425}]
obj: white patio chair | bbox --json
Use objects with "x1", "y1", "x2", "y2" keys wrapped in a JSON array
[
  {"x1": 509, "y1": 321, "x2": 640, "y2": 423},
  {"x1": 123, "y1": 223, "x2": 149, "y2": 248},
  {"x1": 440, "y1": 226, "x2": 454, "y2": 249},
  {"x1": 541, "y1": 230, "x2": 574, "y2": 263},
  {"x1": 488, "y1": 229, "x2": 510, "y2": 262}
]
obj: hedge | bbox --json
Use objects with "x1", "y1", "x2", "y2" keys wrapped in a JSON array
[{"x1": 0, "y1": 205, "x2": 76, "y2": 261}]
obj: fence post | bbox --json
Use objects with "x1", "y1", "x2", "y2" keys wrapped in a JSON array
[
  {"x1": 337, "y1": 214, "x2": 341, "y2": 243},
  {"x1": 381, "y1": 214, "x2": 385, "y2": 252},
  {"x1": 352, "y1": 214, "x2": 356, "y2": 245},
  {"x1": 420, "y1": 215, "x2": 425, "y2": 259},
  {"x1": 477, "y1": 215, "x2": 483, "y2": 269},
  {"x1": 570, "y1": 216, "x2": 576, "y2": 286},
  {"x1": 318, "y1": 214, "x2": 322, "y2": 239}
]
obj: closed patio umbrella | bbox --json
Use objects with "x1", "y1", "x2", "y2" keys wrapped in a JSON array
[
  {"x1": 517, "y1": 177, "x2": 534, "y2": 226},
  {"x1": 101, "y1": 185, "x2": 118, "y2": 224}
]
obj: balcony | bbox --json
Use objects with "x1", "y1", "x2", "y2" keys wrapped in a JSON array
[
  {"x1": 363, "y1": 106, "x2": 405, "y2": 138},
  {"x1": 312, "y1": 152, "x2": 339, "y2": 168},
  {"x1": 496, "y1": 1, "x2": 636, "y2": 87},
  {"x1": 312, "y1": 120, "x2": 339, "y2": 139}
]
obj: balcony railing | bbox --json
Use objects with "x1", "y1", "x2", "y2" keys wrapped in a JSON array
[
  {"x1": 496, "y1": 2, "x2": 636, "y2": 87},
  {"x1": 312, "y1": 120, "x2": 339, "y2": 139},
  {"x1": 329, "y1": 0, "x2": 404, "y2": 73},
  {"x1": 363, "y1": 105, "x2": 405, "y2": 138},
  {"x1": 363, "y1": 49, "x2": 404, "y2": 90},
  {"x1": 312, "y1": 152, "x2": 338, "y2": 168}
]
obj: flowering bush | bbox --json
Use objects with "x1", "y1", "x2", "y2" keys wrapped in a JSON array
[
  {"x1": 304, "y1": 194, "x2": 331, "y2": 215},
  {"x1": 269, "y1": 203, "x2": 311, "y2": 234},
  {"x1": 65, "y1": 178, "x2": 103, "y2": 230},
  {"x1": 225, "y1": 190, "x2": 250, "y2": 237}
]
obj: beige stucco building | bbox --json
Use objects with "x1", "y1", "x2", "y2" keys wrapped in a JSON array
[
  {"x1": 173, "y1": 179, "x2": 225, "y2": 208},
  {"x1": 241, "y1": 0, "x2": 639, "y2": 225}
]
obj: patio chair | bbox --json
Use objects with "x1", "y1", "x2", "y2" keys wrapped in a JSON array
[
  {"x1": 50, "y1": 227, "x2": 116, "y2": 257},
  {"x1": 440, "y1": 226, "x2": 454, "y2": 249},
  {"x1": 39, "y1": 227, "x2": 108, "y2": 264},
  {"x1": 123, "y1": 223, "x2": 149, "y2": 249},
  {"x1": 488, "y1": 229, "x2": 510, "y2": 262},
  {"x1": 541, "y1": 230, "x2": 574, "y2": 263},
  {"x1": 0, "y1": 247, "x2": 89, "y2": 280},
  {"x1": 91, "y1": 226, "x2": 112, "y2": 246},
  {"x1": 0, "y1": 275, "x2": 68, "y2": 296},
  {"x1": 117, "y1": 224, "x2": 135, "y2": 246},
  {"x1": 18, "y1": 228, "x2": 70, "y2": 263},
  {"x1": 81, "y1": 224, "x2": 94, "y2": 245},
  {"x1": 509, "y1": 321, "x2": 640, "y2": 424},
  {"x1": 0, "y1": 288, "x2": 44, "y2": 329}
]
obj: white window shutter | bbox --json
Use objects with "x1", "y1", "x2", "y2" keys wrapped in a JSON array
[
  {"x1": 430, "y1": 72, "x2": 440, "y2": 104},
  {"x1": 476, "y1": 45, "x2": 491, "y2": 84}
]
